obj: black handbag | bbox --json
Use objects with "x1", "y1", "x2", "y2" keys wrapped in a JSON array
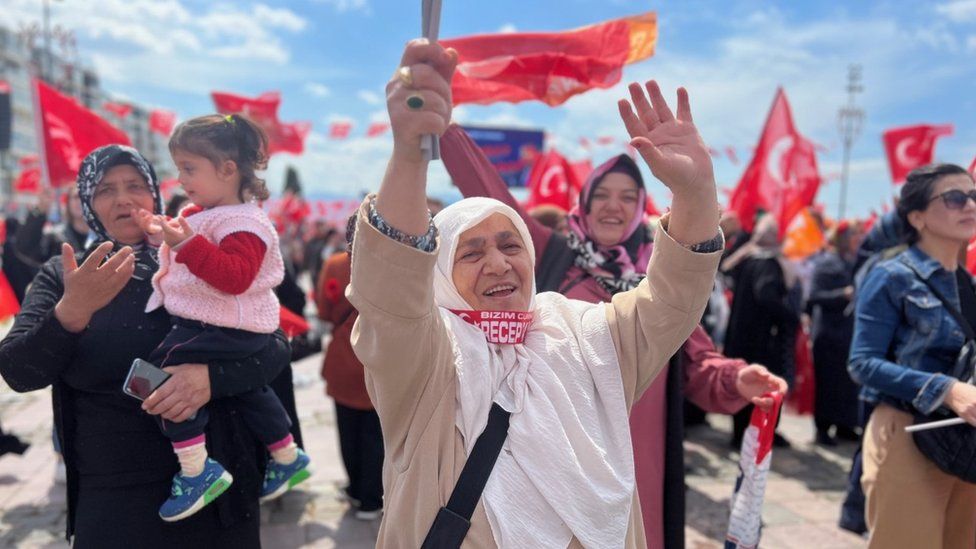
[
  {"x1": 909, "y1": 274, "x2": 976, "y2": 483},
  {"x1": 421, "y1": 403, "x2": 511, "y2": 549}
]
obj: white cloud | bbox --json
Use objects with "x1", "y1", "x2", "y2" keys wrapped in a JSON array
[
  {"x1": 254, "y1": 4, "x2": 308, "y2": 31},
  {"x1": 936, "y1": 0, "x2": 976, "y2": 22},
  {"x1": 312, "y1": 0, "x2": 371, "y2": 14},
  {"x1": 304, "y1": 83, "x2": 332, "y2": 98},
  {"x1": 969, "y1": 35, "x2": 976, "y2": 51},
  {"x1": 357, "y1": 90, "x2": 383, "y2": 105},
  {"x1": 498, "y1": 23, "x2": 518, "y2": 34}
]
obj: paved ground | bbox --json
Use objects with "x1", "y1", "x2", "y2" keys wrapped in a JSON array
[{"x1": 0, "y1": 348, "x2": 867, "y2": 548}]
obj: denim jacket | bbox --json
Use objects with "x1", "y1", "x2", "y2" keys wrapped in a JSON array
[{"x1": 848, "y1": 245, "x2": 969, "y2": 414}]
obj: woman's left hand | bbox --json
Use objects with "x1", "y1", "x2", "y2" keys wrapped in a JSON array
[
  {"x1": 735, "y1": 364, "x2": 788, "y2": 412},
  {"x1": 143, "y1": 363, "x2": 211, "y2": 422},
  {"x1": 617, "y1": 81, "x2": 714, "y2": 197}
]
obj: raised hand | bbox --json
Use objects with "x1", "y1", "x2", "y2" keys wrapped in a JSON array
[
  {"x1": 387, "y1": 39, "x2": 458, "y2": 164},
  {"x1": 618, "y1": 80, "x2": 719, "y2": 246},
  {"x1": 54, "y1": 242, "x2": 135, "y2": 332},
  {"x1": 159, "y1": 216, "x2": 194, "y2": 248},
  {"x1": 132, "y1": 208, "x2": 162, "y2": 235},
  {"x1": 618, "y1": 81, "x2": 714, "y2": 196},
  {"x1": 376, "y1": 39, "x2": 458, "y2": 237}
]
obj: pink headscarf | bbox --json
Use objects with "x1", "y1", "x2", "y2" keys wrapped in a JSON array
[{"x1": 566, "y1": 154, "x2": 654, "y2": 294}]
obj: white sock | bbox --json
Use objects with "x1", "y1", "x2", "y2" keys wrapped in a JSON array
[
  {"x1": 270, "y1": 441, "x2": 298, "y2": 465},
  {"x1": 174, "y1": 441, "x2": 208, "y2": 477}
]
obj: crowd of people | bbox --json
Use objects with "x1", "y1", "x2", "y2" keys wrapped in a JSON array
[{"x1": 0, "y1": 38, "x2": 973, "y2": 549}]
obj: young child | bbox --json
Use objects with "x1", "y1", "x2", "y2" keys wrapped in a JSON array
[{"x1": 134, "y1": 114, "x2": 310, "y2": 522}]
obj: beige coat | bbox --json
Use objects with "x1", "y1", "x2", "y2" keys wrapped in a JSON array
[{"x1": 349, "y1": 207, "x2": 721, "y2": 548}]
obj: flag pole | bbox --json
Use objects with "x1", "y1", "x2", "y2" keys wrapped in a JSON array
[{"x1": 420, "y1": 0, "x2": 442, "y2": 161}]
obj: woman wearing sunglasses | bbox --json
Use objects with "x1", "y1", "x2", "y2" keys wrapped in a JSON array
[{"x1": 848, "y1": 163, "x2": 976, "y2": 548}]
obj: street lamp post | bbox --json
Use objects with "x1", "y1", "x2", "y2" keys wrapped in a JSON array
[{"x1": 837, "y1": 65, "x2": 864, "y2": 220}]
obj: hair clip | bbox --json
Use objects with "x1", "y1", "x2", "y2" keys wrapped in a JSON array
[{"x1": 225, "y1": 114, "x2": 235, "y2": 124}]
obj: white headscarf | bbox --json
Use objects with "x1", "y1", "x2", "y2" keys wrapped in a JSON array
[{"x1": 432, "y1": 197, "x2": 635, "y2": 548}]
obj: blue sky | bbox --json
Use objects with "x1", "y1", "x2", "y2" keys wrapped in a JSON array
[{"x1": 3, "y1": 0, "x2": 975, "y2": 218}]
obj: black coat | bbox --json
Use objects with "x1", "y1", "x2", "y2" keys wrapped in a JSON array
[
  {"x1": 724, "y1": 255, "x2": 800, "y2": 383},
  {"x1": 0, "y1": 252, "x2": 290, "y2": 548},
  {"x1": 807, "y1": 251, "x2": 859, "y2": 428}
]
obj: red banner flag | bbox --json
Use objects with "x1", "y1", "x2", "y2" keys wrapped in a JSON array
[
  {"x1": 442, "y1": 12, "x2": 657, "y2": 107},
  {"x1": 267, "y1": 121, "x2": 311, "y2": 155},
  {"x1": 366, "y1": 122, "x2": 390, "y2": 138},
  {"x1": 968, "y1": 155, "x2": 975, "y2": 176},
  {"x1": 329, "y1": 122, "x2": 352, "y2": 139},
  {"x1": 36, "y1": 79, "x2": 131, "y2": 187},
  {"x1": 103, "y1": 101, "x2": 133, "y2": 119},
  {"x1": 882, "y1": 124, "x2": 954, "y2": 184},
  {"x1": 525, "y1": 150, "x2": 584, "y2": 211},
  {"x1": 596, "y1": 136, "x2": 616, "y2": 146},
  {"x1": 149, "y1": 109, "x2": 177, "y2": 136},
  {"x1": 0, "y1": 270, "x2": 20, "y2": 321},
  {"x1": 728, "y1": 88, "x2": 821, "y2": 235},
  {"x1": 211, "y1": 90, "x2": 281, "y2": 121}
]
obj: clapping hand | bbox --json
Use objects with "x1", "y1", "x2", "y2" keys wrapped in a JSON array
[{"x1": 54, "y1": 242, "x2": 135, "y2": 333}]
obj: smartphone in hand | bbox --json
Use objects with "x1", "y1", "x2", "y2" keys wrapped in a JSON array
[{"x1": 123, "y1": 358, "x2": 171, "y2": 401}]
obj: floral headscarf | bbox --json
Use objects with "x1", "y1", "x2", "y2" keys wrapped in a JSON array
[{"x1": 76, "y1": 144, "x2": 163, "y2": 280}]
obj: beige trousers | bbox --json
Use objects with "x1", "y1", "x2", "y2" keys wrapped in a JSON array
[{"x1": 862, "y1": 404, "x2": 976, "y2": 549}]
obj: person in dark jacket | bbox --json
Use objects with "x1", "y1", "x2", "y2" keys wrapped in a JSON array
[
  {"x1": 722, "y1": 214, "x2": 801, "y2": 447},
  {"x1": 807, "y1": 222, "x2": 862, "y2": 445},
  {"x1": 0, "y1": 145, "x2": 290, "y2": 549},
  {"x1": 15, "y1": 187, "x2": 90, "y2": 271}
]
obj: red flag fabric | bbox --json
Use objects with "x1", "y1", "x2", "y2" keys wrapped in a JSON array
[
  {"x1": 149, "y1": 109, "x2": 177, "y2": 136},
  {"x1": 524, "y1": 150, "x2": 584, "y2": 211},
  {"x1": 579, "y1": 137, "x2": 591, "y2": 149},
  {"x1": 279, "y1": 305, "x2": 309, "y2": 337},
  {"x1": 728, "y1": 88, "x2": 822, "y2": 235},
  {"x1": 36, "y1": 80, "x2": 131, "y2": 187},
  {"x1": 14, "y1": 166, "x2": 41, "y2": 194},
  {"x1": 212, "y1": 91, "x2": 309, "y2": 156},
  {"x1": 267, "y1": 121, "x2": 311, "y2": 155},
  {"x1": 596, "y1": 136, "x2": 615, "y2": 146},
  {"x1": 968, "y1": 237, "x2": 976, "y2": 275},
  {"x1": 366, "y1": 122, "x2": 390, "y2": 138},
  {"x1": 211, "y1": 91, "x2": 281, "y2": 121},
  {"x1": 0, "y1": 270, "x2": 20, "y2": 321},
  {"x1": 968, "y1": 155, "x2": 975, "y2": 176},
  {"x1": 882, "y1": 124, "x2": 954, "y2": 184},
  {"x1": 442, "y1": 12, "x2": 657, "y2": 107},
  {"x1": 329, "y1": 122, "x2": 352, "y2": 139},
  {"x1": 103, "y1": 101, "x2": 133, "y2": 119}
]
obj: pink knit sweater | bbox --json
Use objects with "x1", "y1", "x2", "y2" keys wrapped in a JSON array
[{"x1": 146, "y1": 203, "x2": 284, "y2": 333}]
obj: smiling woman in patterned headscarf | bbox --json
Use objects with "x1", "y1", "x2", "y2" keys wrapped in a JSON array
[{"x1": 0, "y1": 144, "x2": 290, "y2": 548}]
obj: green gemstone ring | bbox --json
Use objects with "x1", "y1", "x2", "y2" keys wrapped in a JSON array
[{"x1": 406, "y1": 95, "x2": 425, "y2": 110}]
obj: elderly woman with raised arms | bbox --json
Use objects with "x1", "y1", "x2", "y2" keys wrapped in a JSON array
[{"x1": 348, "y1": 39, "x2": 724, "y2": 548}]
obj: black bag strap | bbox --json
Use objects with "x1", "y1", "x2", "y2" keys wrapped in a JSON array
[
  {"x1": 914, "y1": 273, "x2": 976, "y2": 342},
  {"x1": 421, "y1": 402, "x2": 511, "y2": 549}
]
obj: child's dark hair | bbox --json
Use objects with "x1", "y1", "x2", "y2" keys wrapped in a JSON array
[
  {"x1": 897, "y1": 163, "x2": 974, "y2": 245},
  {"x1": 169, "y1": 114, "x2": 270, "y2": 201}
]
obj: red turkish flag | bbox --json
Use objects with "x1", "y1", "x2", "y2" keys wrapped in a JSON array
[
  {"x1": 525, "y1": 150, "x2": 584, "y2": 211},
  {"x1": 0, "y1": 269, "x2": 20, "y2": 320},
  {"x1": 149, "y1": 109, "x2": 177, "y2": 136},
  {"x1": 728, "y1": 88, "x2": 822, "y2": 235},
  {"x1": 267, "y1": 121, "x2": 311, "y2": 155},
  {"x1": 36, "y1": 79, "x2": 131, "y2": 187},
  {"x1": 968, "y1": 155, "x2": 975, "y2": 176},
  {"x1": 329, "y1": 122, "x2": 352, "y2": 139},
  {"x1": 103, "y1": 101, "x2": 132, "y2": 119},
  {"x1": 442, "y1": 13, "x2": 657, "y2": 107},
  {"x1": 366, "y1": 122, "x2": 390, "y2": 138},
  {"x1": 211, "y1": 90, "x2": 281, "y2": 122},
  {"x1": 14, "y1": 166, "x2": 41, "y2": 194},
  {"x1": 882, "y1": 124, "x2": 954, "y2": 184}
]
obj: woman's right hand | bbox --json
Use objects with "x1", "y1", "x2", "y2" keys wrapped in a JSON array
[
  {"x1": 945, "y1": 381, "x2": 976, "y2": 426},
  {"x1": 387, "y1": 39, "x2": 457, "y2": 165},
  {"x1": 54, "y1": 242, "x2": 135, "y2": 333}
]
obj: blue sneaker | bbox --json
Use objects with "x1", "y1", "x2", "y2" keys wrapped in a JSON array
[
  {"x1": 159, "y1": 458, "x2": 234, "y2": 522},
  {"x1": 260, "y1": 449, "x2": 311, "y2": 503}
]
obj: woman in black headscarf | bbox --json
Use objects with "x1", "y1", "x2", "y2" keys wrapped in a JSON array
[{"x1": 0, "y1": 145, "x2": 289, "y2": 549}]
